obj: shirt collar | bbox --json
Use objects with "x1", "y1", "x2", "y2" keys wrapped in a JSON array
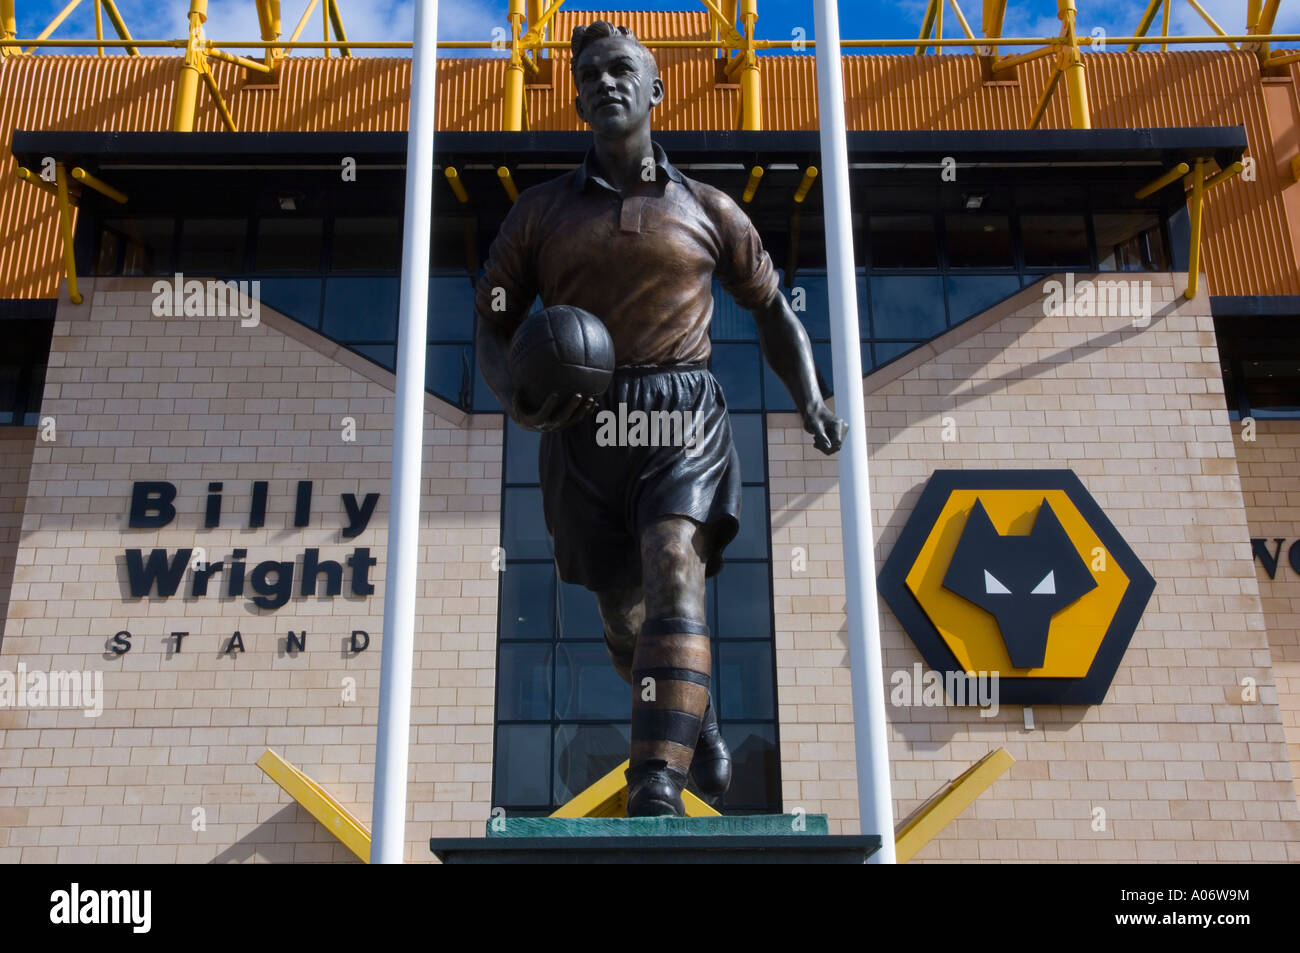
[{"x1": 574, "y1": 141, "x2": 683, "y2": 192}]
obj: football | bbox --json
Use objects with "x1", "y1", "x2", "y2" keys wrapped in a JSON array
[{"x1": 507, "y1": 305, "x2": 616, "y2": 413}]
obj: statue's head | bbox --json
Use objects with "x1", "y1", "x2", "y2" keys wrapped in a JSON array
[{"x1": 571, "y1": 21, "x2": 664, "y2": 139}]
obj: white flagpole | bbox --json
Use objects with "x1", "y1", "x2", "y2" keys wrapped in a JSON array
[
  {"x1": 812, "y1": 0, "x2": 897, "y2": 863},
  {"x1": 372, "y1": 0, "x2": 438, "y2": 864}
]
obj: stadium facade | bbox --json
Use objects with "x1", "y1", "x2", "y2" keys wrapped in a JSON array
[{"x1": 0, "y1": 6, "x2": 1298, "y2": 862}]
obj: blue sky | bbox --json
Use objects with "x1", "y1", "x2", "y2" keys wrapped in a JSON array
[{"x1": 9, "y1": 0, "x2": 1296, "y2": 55}]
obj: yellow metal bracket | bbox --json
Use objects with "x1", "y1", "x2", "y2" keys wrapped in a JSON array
[
  {"x1": 552, "y1": 759, "x2": 721, "y2": 818},
  {"x1": 1182, "y1": 157, "x2": 1242, "y2": 299},
  {"x1": 71, "y1": 166, "x2": 128, "y2": 203},
  {"x1": 54, "y1": 163, "x2": 82, "y2": 305},
  {"x1": 256, "y1": 748, "x2": 371, "y2": 862},
  {"x1": 444, "y1": 166, "x2": 470, "y2": 204},
  {"x1": 895, "y1": 746, "x2": 1015, "y2": 863},
  {"x1": 793, "y1": 166, "x2": 819, "y2": 203},
  {"x1": 15, "y1": 166, "x2": 59, "y2": 198},
  {"x1": 497, "y1": 166, "x2": 520, "y2": 202},
  {"x1": 1134, "y1": 160, "x2": 1190, "y2": 199},
  {"x1": 742, "y1": 165, "x2": 764, "y2": 203}
]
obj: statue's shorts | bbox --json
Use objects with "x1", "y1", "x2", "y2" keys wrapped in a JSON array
[{"x1": 539, "y1": 362, "x2": 742, "y2": 593}]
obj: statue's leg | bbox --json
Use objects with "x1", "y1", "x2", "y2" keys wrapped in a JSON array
[
  {"x1": 625, "y1": 515, "x2": 712, "y2": 816},
  {"x1": 595, "y1": 587, "x2": 643, "y2": 686}
]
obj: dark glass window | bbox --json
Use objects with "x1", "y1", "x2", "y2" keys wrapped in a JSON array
[
  {"x1": 429, "y1": 274, "x2": 477, "y2": 341},
  {"x1": 1214, "y1": 316, "x2": 1300, "y2": 420},
  {"x1": 718, "y1": 643, "x2": 776, "y2": 720},
  {"x1": 322, "y1": 277, "x2": 400, "y2": 342},
  {"x1": 1020, "y1": 214, "x2": 1090, "y2": 268},
  {"x1": 1094, "y1": 213, "x2": 1169, "y2": 272},
  {"x1": 427, "y1": 344, "x2": 474, "y2": 408},
  {"x1": 875, "y1": 340, "x2": 922, "y2": 365},
  {"x1": 257, "y1": 278, "x2": 322, "y2": 329},
  {"x1": 499, "y1": 563, "x2": 554, "y2": 640},
  {"x1": 331, "y1": 216, "x2": 401, "y2": 272},
  {"x1": 493, "y1": 724, "x2": 552, "y2": 807},
  {"x1": 946, "y1": 275, "x2": 1023, "y2": 325},
  {"x1": 0, "y1": 319, "x2": 53, "y2": 427},
  {"x1": 870, "y1": 275, "x2": 947, "y2": 338},
  {"x1": 710, "y1": 343, "x2": 762, "y2": 411},
  {"x1": 178, "y1": 218, "x2": 247, "y2": 273},
  {"x1": 99, "y1": 217, "x2": 175, "y2": 276},
  {"x1": 552, "y1": 724, "x2": 631, "y2": 805},
  {"x1": 554, "y1": 643, "x2": 628, "y2": 719},
  {"x1": 501, "y1": 486, "x2": 552, "y2": 560},
  {"x1": 1241, "y1": 357, "x2": 1300, "y2": 417},
  {"x1": 945, "y1": 214, "x2": 1014, "y2": 268},
  {"x1": 869, "y1": 215, "x2": 938, "y2": 269},
  {"x1": 497, "y1": 643, "x2": 553, "y2": 719},
  {"x1": 255, "y1": 217, "x2": 324, "y2": 272}
]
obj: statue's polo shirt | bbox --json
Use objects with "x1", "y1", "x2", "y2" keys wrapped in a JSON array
[{"x1": 475, "y1": 143, "x2": 779, "y2": 366}]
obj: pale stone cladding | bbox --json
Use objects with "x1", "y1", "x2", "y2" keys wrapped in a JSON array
[
  {"x1": 1233, "y1": 420, "x2": 1300, "y2": 811},
  {"x1": 0, "y1": 278, "x2": 502, "y2": 863},
  {"x1": 770, "y1": 273, "x2": 1300, "y2": 861}
]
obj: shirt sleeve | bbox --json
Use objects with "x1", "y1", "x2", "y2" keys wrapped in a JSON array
[
  {"x1": 712, "y1": 191, "x2": 780, "y2": 312},
  {"x1": 475, "y1": 195, "x2": 539, "y2": 336}
]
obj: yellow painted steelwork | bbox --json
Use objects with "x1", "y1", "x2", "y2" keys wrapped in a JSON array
[
  {"x1": 742, "y1": 165, "x2": 763, "y2": 203},
  {"x1": 904, "y1": 490, "x2": 1128, "y2": 677},
  {"x1": 27, "y1": 0, "x2": 85, "y2": 54},
  {"x1": 1134, "y1": 160, "x2": 1190, "y2": 199},
  {"x1": 736, "y1": 0, "x2": 761, "y2": 131},
  {"x1": 170, "y1": 0, "x2": 207, "y2": 132},
  {"x1": 1185, "y1": 157, "x2": 1205, "y2": 300},
  {"x1": 15, "y1": 167, "x2": 58, "y2": 198},
  {"x1": 327, "y1": 0, "x2": 350, "y2": 57},
  {"x1": 200, "y1": 63, "x2": 237, "y2": 132},
  {"x1": 71, "y1": 167, "x2": 127, "y2": 204},
  {"x1": 54, "y1": 163, "x2": 82, "y2": 305},
  {"x1": 1203, "y1": 160, "x2": 1244, "y2": 191},
  {"x1": 497, "y1": 166, "x2": 519, "y2": 202},
  {"x1": 99, "y1": 0, "x2": 137, "y2": 55},
  {"x1": 504, "y1": 0, "x2": 527, "y2": 132},
  {"x1": 206, "y1": 46, "x2": 273, "y2": 74},
  {"x1": 1058, "y1": 0, "x2": 1090, "y2": 129},
  {"x1": 444, "y1": 167, "x2": 470, "y2": 204},
  {"x1": 93, "y1": 0, "x2": 103, "y2": 55},
  {"x1": 256, "y1": 749, "x2": 371, "y2": 862},
  {"x1": 0, "y1": 0, "x2": 15, "y2": 58},
  {"x1": 551, "y1": 759, "x2": 721, "y2": 818},
  {"x1": 895, "y1": 748, "x2": 1015, "y2": 863},
  {"x1": 793, "y1": 166, "x2": 819, "y2": 204},
  {"x1": 288, "y1": 0, "x2": 318, "y2": 46}
]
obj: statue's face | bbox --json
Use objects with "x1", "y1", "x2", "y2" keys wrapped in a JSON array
[{"x1": 572, "y1": 36, "x2": 663, "y2": 138}]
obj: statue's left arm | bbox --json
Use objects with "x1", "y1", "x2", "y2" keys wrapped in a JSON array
[
  {"x1": 708, "y1": 185, "x2": 846, "y2": 456},
  {"x1": 751, "y1": 290, "x2": 846, "y2": 455}
]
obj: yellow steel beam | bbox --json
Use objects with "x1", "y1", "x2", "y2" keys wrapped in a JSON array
[
  {"x1": 551, "y1": 760, "x2": 721, "y2": 818},
  {"x1": 27, "y1": 0, "x2": 85, "y2": 53},
  {"x1": 288, "y1": 0, "x2": 319, "y2": 46},
  {"x1": 497, "y1": 166, "x2": 519, "y2": 202},
  {"x1": 71, "y1": 166, "x2": 127, "y2": 203},
  {"x1": 1185, "y1": 157, "x2": 1205, "y2": 300},
  {"x1": 946, "y1": 0, "x2": 976, "y2": 42},
  {"x1": 936, "y1": 0, "x2": 944, "y2": 54},
  {"x1": 1265, "y1": 50, "x2": 1300, "y2": 67},
  {"x1": 94, "y1": 0, "x2": 103, "y2": 55},
  {"x1": 54, "y1": 163, "x2": 83, "y2": 305},
  {"x1": 894, "y1": 747, "x2": 1015, "y2": 863},
  {"x1": 1028, "y1": 63, "x2": 1062, "y2": 129},
  {"x1": 256, "y1": 749, "x2": 371, "y2": 862},
  {"x1": 1134, "y1": 160, "x2": 1190, "y2": 199},
  {"x1": 1184, "y1": 0, "x2": 1237, "y2": 50},
  {"x1": 327, "y1": 0, "x2": 350, "y2": 57},
  {"x1": 793, "y1": 165, "x2": 819, "y2": 203},
  {"x1": 206, "y1": 45, "x2": 274, "y2": 74},
  {"x1": 0, "y1": 0, "x2": 16, "y2": 58},
  {"x1": 99, "y1": 0, "x2": 138, "y2": 55},
  {"x1": 504, "y1": 0, "x2": 526, "y2": 132},
  {"x1": 1253, "y1": 0, "x2": 1281, "y2": 58},
  {"x1": 523, "y1": 0, "x2": 566, "y2": 47},
  {"x1": 1058, "y1": 0, "x2": 1090, "y2": 129},
  {"x1": 742, "y1": 165, "x2": 764, "y2": 203},
  {"x1": 982, "y1": 0, "x2": 1006, "y2": 42},
  {"x1": 1127, "y1": 0, "x2": 1161, "y2": 52},
  {"x1": 255, "y1": 0, "x2": 281, "y2": 66},
  {"x1": 993, "y1": 41, "x2": 1058, "y2": 72},
  {"x1": 737, "y1": 0, "x2": 760, "y2": 131},
  {"x1": 200, "y1": 63, "x2": 237, "y2": 131},
  {"x1": 915, "y1": 0, "x2": 938, "y2": 55},
  {"x1": 322, "y1": 0, "x2": 329, "y2": 59},
  {"x1": 170, "y1": 0, "x2": 207, "y2": 132},
  {"x1": 16, "y1": 166, "x2": 60, "y2": 198},
  {"x1": 1160, "y1": 0, "x2": 1169, "y2": 51},
  {"x1": 698, "y1": 0, "x2": 744, "y2": 48},
  {"x1": 444, "y1": 167, "x2": 470, "y2": 204},
  {"x1": 1203, "y1": 159, "x2": 1244, "y2": 191}
]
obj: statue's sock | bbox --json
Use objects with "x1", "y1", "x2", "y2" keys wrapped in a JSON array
[{"x1": 626, "y1": 616, "x2": 710, "y2": 816}]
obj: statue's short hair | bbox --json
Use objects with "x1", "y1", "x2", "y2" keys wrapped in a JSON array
[{"x1": 570, "y1": 20, "x2": 659, "y2": 79}]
